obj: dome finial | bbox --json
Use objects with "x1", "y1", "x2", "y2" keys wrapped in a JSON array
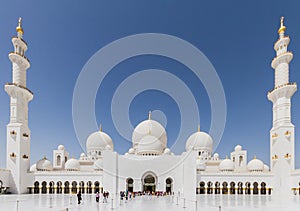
[
  {"x1": 254, "y1": 155, "x2": 257, "y2": 159},
  {"x1": 278, "y1": 16, "x2": 286, "y2": 35},
  {"x1": 16, "y1": 17, "x2": 24, "y2": 38},
  {"x1": 99, "y1": 124, "x2": 102, "y2": 132},
  {"x1": 148, "y1": 111, "x2": 152, "y2": 120},
  {"x1": 197, "y1": 124, "x2": 200, "y2": 132}
]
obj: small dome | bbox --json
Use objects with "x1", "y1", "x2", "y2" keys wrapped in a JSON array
[
  {"x1": 264, "y1": 164, "x2": 270, "y2": 172},
  {"x1": 219, "y1": 158, "x2": 234, "y2": 171},
  {"x1": 132, "y1": 119, "x2": 167, "y2": 148},
  {"x1": 234, "y1": 145, "x2": 242, "y2": 151},
  {"x1": 93, "y1": 159, "x2": 103, "y2": 171},
  {"x1": 80, "y1": 153, "x2": 86, "y2": 157},
  {"x1": 86, "y1": 130, "x2": 114, "y2": 152},
  {"x1": 136, "y1": 135, "x2": 163, "y2": 155},
  {"x1": 58, "y1": 145, "x2": 65, "y2": 150},
  {"x1": 196, "y1": 159, "x2": 206, "y2": 171},
  {"x1": 65, "y1": 158, "x2": 80, "y2": 171},
  {"x1": 36, "y1": 157, "x2": 53, "y2": 171},
  {"x1": 128, "y1": 148, "x2": 135, "y2": 154},
  {"x1": 247, "y1": 157, "x2": 264, "y2": 172},
  {"x1": 186, "y1": 131, "x2": 213, "y2": 151},
  {"x1": 213, "y1": 153, "x2": 219, "y2": 159},
  {"x1": 164, "y1": 148, "x2": 171, "y2": 155},
  {"x1": 125, "y1": 153, "x2": 129, "y2": 156},
  {"x1": 30, "y1": 164, "x2": 36, "y2": 172}
]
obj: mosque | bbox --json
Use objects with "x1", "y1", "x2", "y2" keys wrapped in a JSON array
[{"x1": 0, "y1": 17, "x2": 300, "y2": 199}]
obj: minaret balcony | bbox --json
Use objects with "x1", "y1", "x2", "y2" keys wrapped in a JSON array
[
  {"x1": 8, "y1": 52, "x2": 30, "y2": 69},
  {"x1": 5, "y1": 83, "x2": 33, "y2": 101},
  {"x1": 271, "y1": 51, "x2": 293, "y2": 69},
  {"x1": 267, "y1": 82, "x2": 297, "y2": 103}
]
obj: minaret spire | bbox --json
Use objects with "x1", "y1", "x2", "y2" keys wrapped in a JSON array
[
  {"x1": 268, "y1": 17, "x2": 297, "y2": 195},
  {"x1": 5, "y1": 18, "x2": 33, "y2": 194}
]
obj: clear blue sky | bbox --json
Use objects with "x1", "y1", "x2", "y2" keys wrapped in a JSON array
[{"x1": 0, "y1": 1, "x2": 300, "y2": 168}]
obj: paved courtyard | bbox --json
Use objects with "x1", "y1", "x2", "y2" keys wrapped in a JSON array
[{"x1": 0, "y1": 194, "x2": 299, "y2": 211}]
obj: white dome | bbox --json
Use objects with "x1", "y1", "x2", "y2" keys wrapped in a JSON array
[
  {"x1": 105, "y1": 145, "x2": 112, "y2": 151},
  {"x1": 196, "y1": 159, "x2": 206, "y2": 171},
  {"x1": 36, "y1": 157, "x2": 53, "y2": 171},
  {"x1": 30, "y1": 164, "x2": 36, "y2": 172},
  {"x1": 185, "y1": 131, "x2": 213, "y2": 151},
  {"x1": 65, "y1": 158, "x2": 80, "y2": 171},
  {"x1": 213, "y1": 153, "x2": 219, "y2": 159},
  {"x1": 132, "y1": 119, "x2": 167, "y2": 148},
  {"x1": 136, "y1": 135, "x2": 164, "y2": 155},
  {"x1": 93, "y1": 159, "x2": 103, "y2": 170},
  {"x1": 247, "y1": 157, "x2": 264, "y2": 171},
  {"x1": 80, "y1": 153, "x2": 86, "y2": 157},
  {"x1": 86, "y1": 130, "x2": 114, "y2": 152},
  {"x1": 128, "y1": 148, "x2": 135, "y2": 154},
  {"x1": 219, "y1": 158, "x2": 234, "y2": 171},
  {"x1": 58, "y1": 145, "x2": 65, "y2": 150},
  {"x1": 164, "y1": 148, "x2": 171, "y2": 155},
  {"x1": 234, "y1": 145, "x2": 242, "y2": 151}
]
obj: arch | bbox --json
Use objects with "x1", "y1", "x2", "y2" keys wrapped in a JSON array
[
  {"x1": 49, "y1": 181, "x2": 55, "y2": 194},
  {"x1": 126, "y1": 178, "x2": 134, "y2": 192},
  {"x1": 207, "y1": 181, "x2": 213, "y2": 194},
  {"x1": 253, "y1": 182, "x2": 258, "y2": 195},
  {"x1": 57, "y1": 155, "x2": 61, "y2": 166},
  {"x1": 230, "y1": 182, "x2": 235, "y2": 194},
  {"x1": 94, "y1": 181, "x2": 100, "y2": 193},
  {"x1": 71, "y1": 181, "x2": 77, "y2": 193},
  {"x1": 141, "y1": 171, "x2": 157, "y2": 193},
  {"x1": 87, "y1": 181, "x2": 92, "y2": 194},
  {"x1": 57, "y1": 181, "x2": 62, "y2": 194},
  {"x1": 199, "y1": 181, "x2": 205, "y2": 194},
  {"x1": 41, "y1": 181, "x2": 47, "y2": 194},
  {"x1": 237, "y1": 182, "x2": 243, "y2": 194},
  {"x1": 34, "y1": 181, "x2": 39, "y2": 194},
  {"x1": 165, "y1": 177, "x2": 173, "y2": 194},
  {"x1": 261, "y1": 182, "x2": 266, "y2": 195},
  {"x1": 245, "y1": 182, "x2": 251, "y2": 195},
  {"x1": 64, "y1": 181, "x2": 70, "y2": 194},
  {"x1": 215, "y1": 182, "x2": 220, "y2": 194},
  {"x1": 222, "y1": 182, "x2": 228, "y2": 194},
  {"x1": 79, "y1": 181, "x2": 85, "y2": 193}
]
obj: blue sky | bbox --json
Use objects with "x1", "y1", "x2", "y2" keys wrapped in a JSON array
[{"x1": 0, "y1": 1, "x2": 300, "y2": 168}]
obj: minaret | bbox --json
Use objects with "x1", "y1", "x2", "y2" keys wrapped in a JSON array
[
  {"x1": 5, "y1": 18, "x2": 33, "y2": 193},
  {"x1": 267, "y1": 17, "x2": 297, "y2": 195}
]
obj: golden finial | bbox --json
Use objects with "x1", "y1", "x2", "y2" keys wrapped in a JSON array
[
  {"x1": 254, "y1": 155, "x2": 257, "y2": 159},
  {"x1": 148, "y1": 111, "x2": 151, "y2": 120},
  {"x1": 225, "y1": 155, "x2": 228, "y2": 159},
  {"x1": 99, "y1": 124, "x2": 102, "y2": 132},
  {"x1": 43, "y1": 155, "x2": 46, "y2": 159},
  {"x1": 278, "y1": 16, "x2": 286, "y2": 34},
  {"x1": 16, "y1": 17, "x2": 24, "y2": 36},
  {"x1": 197, "y1": 124, "x2": 200, "y2": 132},
  {"x1": 148, "y1": 128, "x2": 151, "y2": 135}
]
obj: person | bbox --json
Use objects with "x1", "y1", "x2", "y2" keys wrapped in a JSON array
[
  {"x1": 77, "y1": 190, "x2": 82, "y2": 204},
  {"x1": 96, "y1": 192, "x2": 100, "y2": 202},
  {"x1": 103, "y1": 191, "x2": 107, "y2": 203}
]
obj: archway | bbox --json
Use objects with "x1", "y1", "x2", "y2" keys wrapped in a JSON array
[
  {"x1": 94, "y1": 181, "x2": 100, "y2": 193},
  {"x1": 207, "y1": 181, "x2": 213, "y2": 194},
  {"x1": 237, "y1": 182, "x2": 243, "y2": 194},
  {"x1": 253, "y1": 182, "x2": 258, "y2": 194},
  {"x1": 79, "y1": 181, "x2": 85, "y2": 193},
  {"x1": 87, "y1": 181, "x2": 92, "y2": 194},
  {"x1": 165, "y1": 178, "x2": 173, "y2": 194},
  {"x1": 64, "y1": 181, "x2": 70, "y2": 194},
  {"x1": 49, "y1": 181, "x2": 54, "y2": 194},
  {"x1": 245, "y1": 182, "x2": 251, "y2": 194},
  {"x1": 199, "y1": 181, "x2": 205, "y2": 194},
  {"x1": 41, "y1": 181, "x2": 47, "y2": 194},
  {"x1": 142, "y1": 172, "x2": 157, "y2": 193},
  {"x1": 215, "y1": 182, "x2": 220, "y2": 194},
  {"x1": 261, "y1": 182, "x2": 266, "y2": 195},
  {"x1": 230, "y1": 182, "x2": 235, "y2": 194},
  {"x1": 34, "y1": 181, "x2": 39, "y2": 194},
  {"x1": 57, "y1": 181, "x2": 62, "y2": 194},
  {"x1": 222, "y1": 182, "x2": 228, "y2": 194},
  {"x1": 71, "y1": 181, "x2": 77, "y2": 193},
  {"x1": 126, "y1": 178, "x2": 134, "y2": 192}
]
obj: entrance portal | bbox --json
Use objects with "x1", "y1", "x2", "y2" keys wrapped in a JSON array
[{"x1": 142, "y1": 174, "x2": 156, "y2": 192}]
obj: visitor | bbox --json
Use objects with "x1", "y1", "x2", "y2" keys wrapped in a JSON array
[
  {"x1": 96, "y1": 192, "x2": 99, "y2": 202},
  {"x1": 77, "y1": 190, "x2": 82, "y2": 204}
]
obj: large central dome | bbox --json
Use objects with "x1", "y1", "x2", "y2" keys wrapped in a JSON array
[{"x1": 132, "y1": 112, "x2": 167, "y2": 151}]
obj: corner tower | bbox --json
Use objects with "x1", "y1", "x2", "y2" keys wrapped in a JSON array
[
  {"x1": 267, "y1": 17, "x2": 297, "y2": 194},
  {"x1": 5, "y1": 18, "x2": 33, "y2": 193}
]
